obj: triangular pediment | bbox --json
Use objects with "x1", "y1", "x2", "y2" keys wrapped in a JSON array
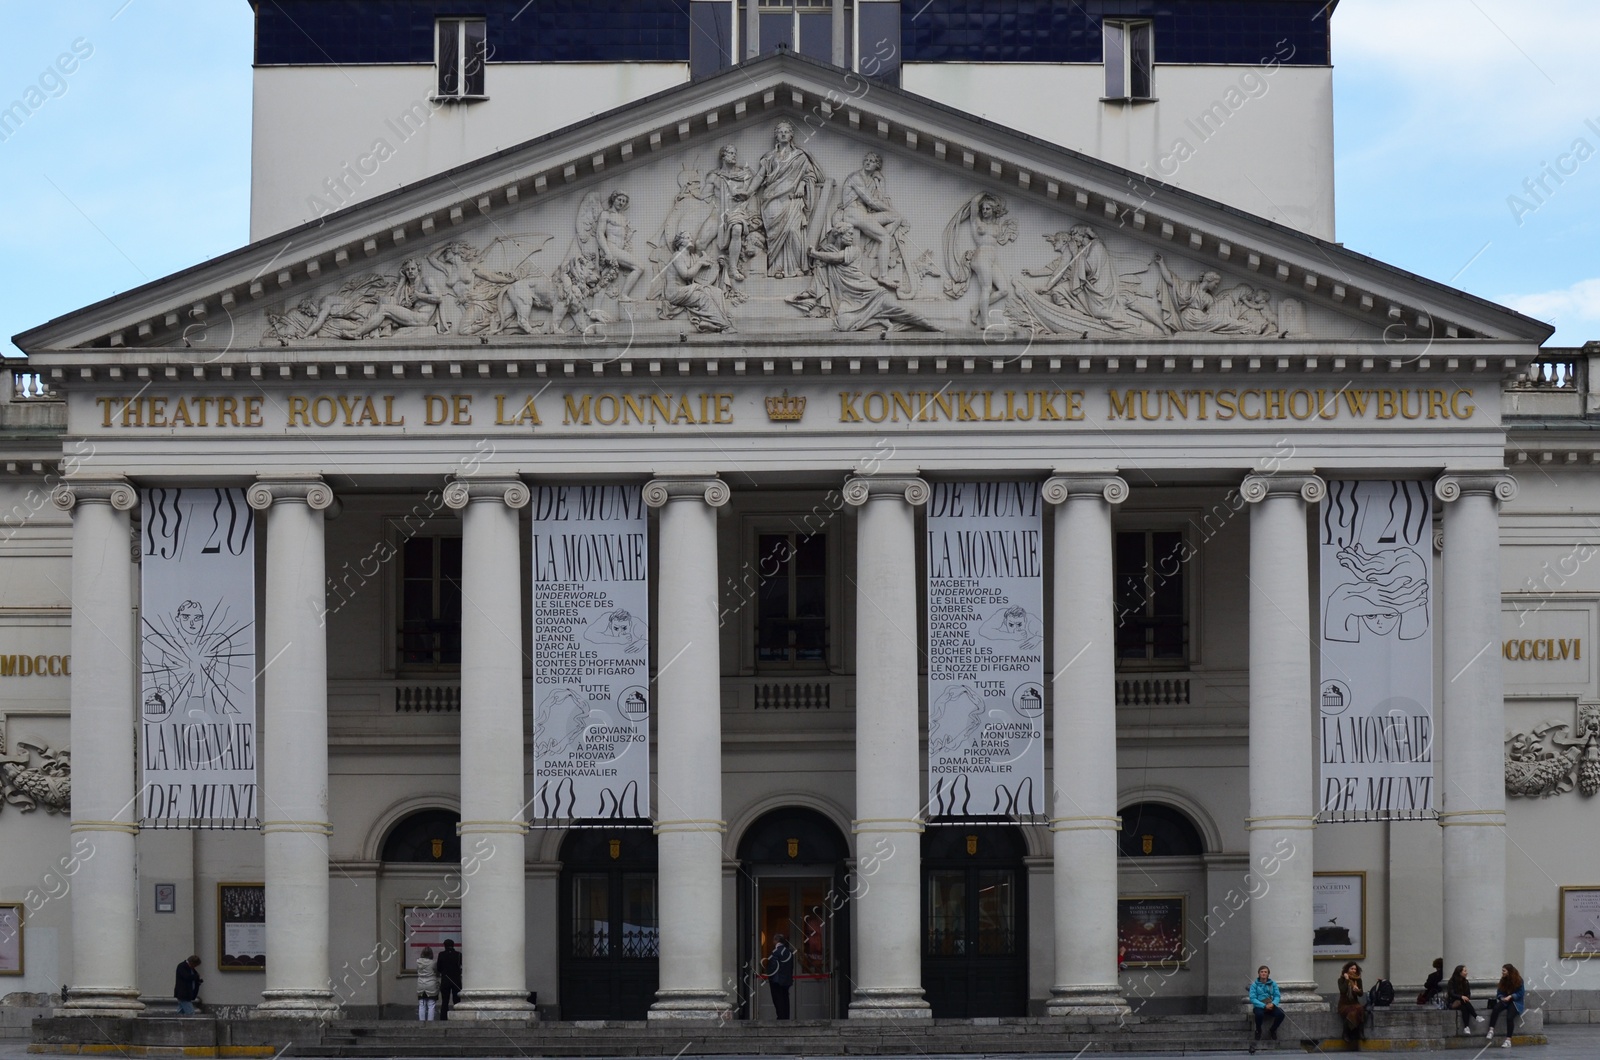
[{"x1": 15, "y1": 53, "x2": 1551, "y2": 365}]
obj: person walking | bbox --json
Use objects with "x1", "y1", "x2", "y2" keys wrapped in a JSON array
[
  {"x1": 436, "y1": 938, "x2": 462, "y2": 1020},
  {"x1": 1445, "y1": 964, "x2": 1483, "y2": 1034},
  {"x1": 764, "y1": 933, "x2": 795, "y2": 1020},
  {"x1": 1486, "y1": 964, "x2": 1525, "y2": 1047},
  {"x1": 1248, "y1": 965, "x2": 1286, "y2": 1052},
  {"x1": 173, "y1": 955, "x2": 203, "y2": 1016},
  {"x1": 1337, "y1": 961, "x2": 1366, "y2": 1051},
  {"x1": 1418, "y1": 957, "x2": 1444, "y2": 1005},
  {"x1": 415, "y1": 946, "x2": 440, "y2": 1021}
]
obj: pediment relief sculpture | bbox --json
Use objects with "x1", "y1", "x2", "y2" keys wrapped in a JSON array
[{"x1": 239, "y1": 120, "x2": 1359, "y2": 348}]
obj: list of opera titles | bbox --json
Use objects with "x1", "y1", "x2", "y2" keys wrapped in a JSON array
[
  {"x1": 926, "y1": 482, "x2": 1045, "y2": 817},
  {"x1": 531, "y1": 485, "x2": 650, "y2": 819}
]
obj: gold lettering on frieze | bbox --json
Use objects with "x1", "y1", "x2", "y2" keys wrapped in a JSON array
[
  {"x1": 838, "y1": 388, "x2": 1087, "y2": 424},
  {"x1": 1101, "y1": 387, "x2": 1476, "y2": 423},
  {"x1": 1503, "y1": 638, "x2": 1581, "y2": 662}
]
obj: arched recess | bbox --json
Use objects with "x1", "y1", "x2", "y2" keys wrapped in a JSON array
[
  {"x1": 1114, "y1": 784, "x2": 1223, "y2": 853},
  {"x1": 734, "y1": 806, "x2": 852, "y2": 1021},
  {"x1": 365, "y1": 802, "x2": 463, "y2": 1018},
  {"x1": 1113, "y1": 791, "x2": 1213, "y2": 1016},
  {"x1": 363, "y1": 794, "x2": 462, "y2": 862},
  {"x1": 557, "y1": 825, "x2": 660, "y2": 1021},
  {"x1": 920, "y1": 823, "x2": 1029, "y2": 1018}
]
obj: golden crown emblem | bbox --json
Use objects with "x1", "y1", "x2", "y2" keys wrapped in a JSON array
[{"x1": 765, "y1": 391, "x2": 806, "y2": 422}]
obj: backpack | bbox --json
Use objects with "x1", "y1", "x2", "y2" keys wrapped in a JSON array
[{"x1": 1369, "y1": 979, "x2": 1395, "y2": 1007}]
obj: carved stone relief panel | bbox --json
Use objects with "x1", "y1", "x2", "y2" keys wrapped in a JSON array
[
  {"x1": 247, "y1": 119, "x2": 1375, "y2": 348},
  {"x1": 0, "y1": 714, "x2": 70, "y2": 815}
]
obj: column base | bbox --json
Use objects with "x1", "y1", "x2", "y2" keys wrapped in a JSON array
[
  {"x1": 1275, "y1": 982, "x2": 1328, "y2": 1011},
  {"x1": 1046, "y1": 986, "x2": 1131, "y2": 1017},
  {"x1": 848, "y1": 988, "x2": 932, "y2": 1019},
  {"x1": 57, "y1": 987, "x2": 144, "y2": 1015},
  {"x1": 448, "y1": 991, "x2": 537, "y2": 1022},
  {"x1": 254, "y1": 990, "x2": 341, "y2": 1019},
  {"x1": 647, "y1": 989, "x2": 732, "y2": 1021}
]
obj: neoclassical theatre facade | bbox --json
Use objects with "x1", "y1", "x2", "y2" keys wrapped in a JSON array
[{"x1": 5, "y1": 55, "x2": 1599, "y2": 1023}]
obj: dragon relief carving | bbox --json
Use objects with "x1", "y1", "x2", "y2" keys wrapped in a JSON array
[
  {"x1": 0, "y1": 717, "x2": 71, "y2": 814},
  {"x1": 1505, "y1": 704, "x2": 1600, "y2": 798}
]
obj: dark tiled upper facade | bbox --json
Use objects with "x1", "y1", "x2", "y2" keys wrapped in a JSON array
[{"x1": 252, "y1": 0, "x2": 1332, "y2": 67}]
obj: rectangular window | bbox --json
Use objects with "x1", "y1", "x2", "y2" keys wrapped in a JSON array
[
  {"x1": 572, "y1": 874, "x2": 610, "y2": 957},
  {"x1": 756, "y1": 532, "x2": 828, "y2": 664},
  {"x1": 690, "y1": 0, "x2": 736, "y2": 78},
  {"x1": 620, "y1": 875, "x2": 660, "y2": 958},
  {"x1": 857, "y1": 1, "x2": 900, "y2": 83},
  {"x1": 926, "y1": 870, "x2": 967, "y2": 955},
  {"x1": 1103, "y1": 19, "x2": 1153, "y2": 100},
  {"x1": 436, "y1": 17, "x2": 487, "y2": 98},
  {"x1": 399, "y1": 535, "x2": 462, "y2": 669},
  {"x1": 1114, "y1": 530, "x2": 1188, "y2": 664},
  {"x1": 976, "y1": 869, "x2": 1016, "y2": 956}
]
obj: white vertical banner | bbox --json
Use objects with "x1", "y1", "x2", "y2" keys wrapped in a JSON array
[
  {"x1": 1319, "y1": 480, "x2": 1435, "y2": 818},
  {"x1": 531, "y1": 485, "x2": 650, "y2": 819},
  {"x1": 139, "y1": 487, "x2": 257, "y2": 827},
  {"x1": 926, "y1": 481, "x2": 1045, "y2": 817}
]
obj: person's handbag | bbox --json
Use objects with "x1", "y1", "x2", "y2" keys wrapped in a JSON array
[{"x1": 1416, "y1": 990, "x2": 1429, "y2": 1005}]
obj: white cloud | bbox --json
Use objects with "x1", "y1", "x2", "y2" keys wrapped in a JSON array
[{"x1": 1505, "y1": 278, "x2": 1600, "y2": 329}]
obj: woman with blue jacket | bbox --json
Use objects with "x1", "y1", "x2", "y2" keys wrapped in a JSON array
[
  {"x1": 1486, "y1": 964, "x2": 1525, "y2": 1047},
  {"x1": 1249, "y1": 965, "x2": 1286, "y2": 1046}
]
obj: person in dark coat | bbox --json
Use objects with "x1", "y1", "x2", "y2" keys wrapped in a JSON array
[
  {"x1": 765, "y1": 933, "x2": 795, "y2": 1020},
  {"x1": 1419, "y1": 957, "x2": 1445, "y2": 1005},
  {"x1": 436, "y1": 938, "x2": 463, "y2": 1019},
  {"x1": 173, "y1": 955, "x2": 203, "y2": 1015}
]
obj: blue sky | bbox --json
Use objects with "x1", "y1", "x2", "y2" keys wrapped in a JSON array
[{"x1": 3, "y1": 0, "x2": 1597, "y2": 357}]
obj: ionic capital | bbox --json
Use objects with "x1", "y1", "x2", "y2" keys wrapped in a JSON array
[
  {"x1": 1041, "y1": 474, "x2": 1129, "y2": 506},
  {"x1": 842, "y1": 475, "x2": 929, "y2": 507},
  {"x1": 1240, "y1": 473, "x2": 1325, "y2": 505},
  {"x1": 1434, "y1": 472, "x2": 1517, "y2": 505},
  {"x1": 246, "y1": 477, "x2": 333, "y2": 511},
  {"x1": 643, "y1": 477, "x2": 729, "y2": 508},
  {"x1": 443, "y1": 478, "x2": 530, "y2": 511},
  {"x1": 51, "y1": 478, "x2": 136, "y2": 512}
]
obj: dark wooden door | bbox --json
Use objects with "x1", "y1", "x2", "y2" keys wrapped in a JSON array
[{"x1": 921, "y1": 826, "x2": 1027, "y2": 1017}]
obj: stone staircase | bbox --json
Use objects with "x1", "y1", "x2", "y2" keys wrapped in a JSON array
[{"x1": 30, "y1": 1008, "x2": 1548, "y2": 1057}]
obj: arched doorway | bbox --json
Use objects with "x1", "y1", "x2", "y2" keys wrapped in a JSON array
[
  {"x1": 736, "y1": 807, "x2": 851, "y2": 1020},
  {"x1": 558, "y1": 826, "x2": 659, "y2": 1020},
  {"x1": 921, "y1": 824, "x2": 1028, "y2": 1018},
  {"x1": 377, "y1": 808, "x2": 462, "y2": 1019},
  {"x1": 1117, "y1": 802, "x2": 1207, "y2": 1015}
]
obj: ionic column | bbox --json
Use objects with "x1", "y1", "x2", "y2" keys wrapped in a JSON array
[
  {"x1": 1041, "y1": 475, "x2": 1130, "y2": 1016},
  {"x1": 247, "y1": 478, "x2": 339, "y2": 1018},
  {"x1": 644, "y1": 477, "x2": 731, "y2": 1020},
  {"x1": 51, "y1": 480, "x2": 142, "y2": 1014},
  {"x1": 1435, "y1": 472, "x2": 1515, "y2": 988},
  {"x1": 1240, "y1": 473, "x2": 1325, "y2": 1008},
  {"x1": 444, "y1": 478, "x2": 535, "y2": 1021},
  {"x1": 843, "y1": 475, "x2": 931, "y2": 1019}
]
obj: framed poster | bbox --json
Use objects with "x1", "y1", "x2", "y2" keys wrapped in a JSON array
[
  {"x1": 402, "y1": 905, "x2": 461, "y2": 973},
  {"x1": 0, "y1": 903, "x2": 21, "y2": 975},
  {"x1": 154, "y1": 883, "x2": 177, "y2": 913},
  {"x1": 1312, "y1": 872, "x2": 1366, "y2": 960},
  {"x1": 1560, "y1": 885, "x2": 1600, "y2": 958},
  {"x1": 1117, "y1": 896, "x2": 1186, "y2": 967},
  {"x1": 218, "y1": 883, "x2": 266, "y2": 971}
]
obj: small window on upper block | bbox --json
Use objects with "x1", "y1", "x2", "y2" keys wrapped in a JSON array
[
  {"x1": 437, "y1": 17, "x2": 487, "y2": 99},
  {"x1": 1103, "y1": 19, "x2": 1153, "y2": 101}
]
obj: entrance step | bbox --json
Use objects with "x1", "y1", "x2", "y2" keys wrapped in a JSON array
[{"x1": 30, "y1": 1012, "x2": 1549, "y2": 1057}]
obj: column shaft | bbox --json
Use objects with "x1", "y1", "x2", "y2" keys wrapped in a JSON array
[
  {"x1": 1243, "y1": 475, "x2": 1323, "y2": 1008},
  {"x1": 447, "y1": 480, "x2": 534, "y2": 1020},
  {"x1": 844, "y1": 476, "x2": 930, "y2": 1018},
  {"x1": 1043, "y1": 476, "x2": 1129, "y2": 1016},
  {"x1": 645, "y1": 478, "x2": 731, "y2": 1020},
  {"x1": 250, "y1": 479, "x2": 338, "y2": 1017},
  {"x1": 1437, "y1": 474, "x2": 1513, "y2": 988},
  {"x1": 55, "y1": 482, "x2": 142, "y2": 1013}
]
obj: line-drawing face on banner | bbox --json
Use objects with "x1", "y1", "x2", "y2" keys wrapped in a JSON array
[
  {"x1": 926, "y1": 481, "x2": 1045, "y2": 817},
  {"x1": 531, "y1": 484, "x2": 650, "y2": 820},
  {"x1": 1319, "y1": 480, "x2": 1434, "y2": 818},
  {"x1": 139, "y1": 487, "x2": 257, "y2": 827}
]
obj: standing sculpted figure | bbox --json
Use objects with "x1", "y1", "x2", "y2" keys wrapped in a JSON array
[
  {"x1": 597, "y1": 191, "x2": 647, "y2": 300},
  {"x1": 704, "y1": 144, "x2": 762, "y2": 286},
  {"x1": 943, "y1": 192, "x2": 1018, "y2": 328},
  {"x1": 749, "y1": 120, "x2": 824, "y2": 278}
]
